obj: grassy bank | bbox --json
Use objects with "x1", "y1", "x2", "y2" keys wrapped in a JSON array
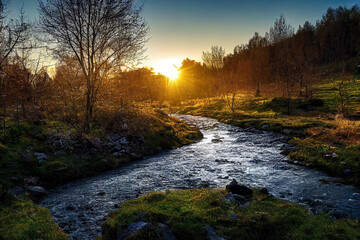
[
  {"x1": 0, "y1": 198, "x2": 69, "y2": 240},
  {"x1": 100, "y1": 189, "x2": 360, "y2": 240},
  {"x1": 0, "y1": 107, "x2": 201, "y2": 239},
  {"x1": 177, "y1": 78, "x2": 360, "y2": 185}
]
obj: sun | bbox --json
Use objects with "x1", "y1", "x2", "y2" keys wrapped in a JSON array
[{"x1": 153, "y1": 59, "x2": 180, "y2": 81}]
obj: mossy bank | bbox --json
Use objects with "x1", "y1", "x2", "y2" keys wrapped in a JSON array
[
  {"x1": 100, "y1": 189, "x2": 360, "y2": 240},
  {"x1": 0, "y1": 198, "x2": 69, "y2": 240}
]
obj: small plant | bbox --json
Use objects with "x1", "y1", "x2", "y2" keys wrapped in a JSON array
[{"x1": 334, "y1": 79, "x2": 351, "y2": 115}]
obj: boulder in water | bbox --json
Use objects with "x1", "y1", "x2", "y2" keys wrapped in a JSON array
[
  {"x1": 225, "y1": 179, "x2": 252, "y2": 197},
  {"x1": 260, "y1": 188, "x2": 269, "y2": 195},
  {"x1": 26, "y1": 186, "x2": 47, "y2": 201}
]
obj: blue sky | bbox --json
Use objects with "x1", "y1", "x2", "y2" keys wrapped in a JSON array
[{"x1": 9, "y1": 0, "x2": 360, "y2": 67}]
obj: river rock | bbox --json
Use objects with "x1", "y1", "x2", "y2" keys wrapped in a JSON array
[
  {"x1": 215, "y1": 159, "x2": 230, "y2": 164},
  {"x1": 280, "y1": 145, "x2": 297, "y2": 155},
  {"x1": 54, "y1": 150, "x2": 67, "y2": 156},
  {"x1": 244, "y1": 126, "x2": 257, "y2": 132},
  {"x1": 260, "y1": 187, "x2": 269, "y2": 195},
  {"x1": 225, "y1": 179, "x2": 253, "y2": 197},
  {"x1": 24, "y1": 177, "x2": 39, "y2": 186},
  {"x1": 10, "y1": 177, "x2": 19, "y2": 184},
  {"x1": 211, "y1": 139, "x2": 222, "y2": 143},
  {"x1": 97, "y1": 191, "x2": 106, "y2": 196},
  {"x1": 66, "y1": 205, "x2": 75, "y2": 211},
  {"x1": 82, "y1": 135, "x2": 103, "y2": 152},
  {"x1": 205, "y1": 225, "x2": 226, "y2": 240},
  {"x1": 10, "y1": 186, "x2": 25, "y2": 198},
  {"x1": 233, "y1": 194, "x2": 247, "y2": 205},
  {"x1": 34, "y1": 152, "x2": 49, "y2": 163},
  {"x1": 6, "y1": 162, "x2": 16, "y2": 167},
  {"x1": 225, "y1": 192, "x2": 236, "y2": 204},
  {"x1": 282, "y1": 128, "x2": 292, "y2": 134},
  {"x1": 117, "y1": 222, "x2": 153, "y2": 240},
  {"x1": 26, "y1": 186, "x2": 47, "y2": 201},
  {"x1": 20, "y1": 151, "x2": 30, "y2": 160},
  {"x1": 130, "y1": 153, "x2": 141, "y2": 159},
  {"x1": 113, "y1": 152, "x2": 125, "y2": 158},
  {"x1": 158, "y1": 223, "x2": 177, "y2": 240}
]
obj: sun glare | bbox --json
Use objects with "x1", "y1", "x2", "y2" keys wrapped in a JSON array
[{"x1": 153, "y1": 59, "x2": 180, "y2": 81}]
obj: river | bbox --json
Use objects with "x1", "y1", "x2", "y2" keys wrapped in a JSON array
[{"x1": 40, "y1": 115, "x2": 360, "y2": 240}]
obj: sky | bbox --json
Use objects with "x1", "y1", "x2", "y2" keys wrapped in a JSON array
[{"x1": 8, "y1": 0, "x2": 360, "y2": 70}]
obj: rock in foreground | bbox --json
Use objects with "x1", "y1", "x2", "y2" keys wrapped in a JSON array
[{"x1": 225, "y1": 179, "x2": 253, "y2": 197}]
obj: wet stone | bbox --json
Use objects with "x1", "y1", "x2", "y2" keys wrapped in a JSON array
[{"x1": 205, "y1": 225, "x2": 226, "y2": 240}]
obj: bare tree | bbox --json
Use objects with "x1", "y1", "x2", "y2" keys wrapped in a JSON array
[
  {"x1": 39, "y1": 0, "x2": 149, "y2": 133},
  {"x1": 0, "y1": 1, "x2": 30, "y2": 136},
  {"x1": 269, "y1": 14, "x2": 294, "y2": 44},
  {"x1": 248, "y1": 32, "x2": 269, "y2": 96},
  {"x1": 334, "y1": 79, "x2": 351, "y2": 115},
  {"x1": 202, "y1": 46, "x2": 225, "y2": 97}
]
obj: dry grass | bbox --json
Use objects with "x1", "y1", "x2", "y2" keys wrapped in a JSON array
[{"x1": 307, "y1": 115, "x2": 360, "y2": 145}]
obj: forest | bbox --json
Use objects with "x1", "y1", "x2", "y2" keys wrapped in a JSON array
[{"x1": 0, "y1": 0, "x2": 360, "y2": 240}]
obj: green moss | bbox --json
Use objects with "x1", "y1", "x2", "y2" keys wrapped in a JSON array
[
  {"x1": 137, "y1": 109, "x2": 202, "y2": 155},
  {"x1": 101, "y1": 189, "x2": 360, "y2": 240},
  {"x1": 0, "y1": 199, "x2": 69, "y2": 240},
  {"x1": 288, "y1": 138, "x2": 360, "y2": 185}
]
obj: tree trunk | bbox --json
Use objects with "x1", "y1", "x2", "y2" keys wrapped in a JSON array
[
  {"x1": 2, "y1": 89, "x2": 5, "y2": 138},
  {"x1": 84, "y1": 87, "x2": 91, "y2": 134},
  {"x1": 255, "y1": 81, "x2": 261, "y2": 97}
]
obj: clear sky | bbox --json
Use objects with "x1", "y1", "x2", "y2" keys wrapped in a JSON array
[{"x1": 8, "y1": 0, "x2": 360, "y2": 69}]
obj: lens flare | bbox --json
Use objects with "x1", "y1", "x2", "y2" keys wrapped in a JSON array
[{"x1": 153, "y1": 59, "x2": 180, "y2": 81}]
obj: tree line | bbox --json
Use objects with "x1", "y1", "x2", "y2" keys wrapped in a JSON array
[
  {"x1": 119, "y1": 4, "x2": 360, "y2": 112},
  {"x1": 168, "y1": 5, "x2": 360, "y2": 113}
]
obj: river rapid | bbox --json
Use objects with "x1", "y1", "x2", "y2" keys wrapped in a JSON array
[{"x1": 40, "y1": 115, "x2": 360, "y2": 240}]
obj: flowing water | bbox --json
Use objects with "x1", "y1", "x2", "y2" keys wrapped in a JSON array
[{"x1": 40, "y1": 115, "x2": 360, "y2": 240}]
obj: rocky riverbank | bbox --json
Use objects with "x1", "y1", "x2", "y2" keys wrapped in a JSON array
[
  {"x1": 1, "y1": 109, "x2": 201, "y2": 202},
  {"x1": 0, "y1": 109, "x2": 201, "y2": 240}
]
